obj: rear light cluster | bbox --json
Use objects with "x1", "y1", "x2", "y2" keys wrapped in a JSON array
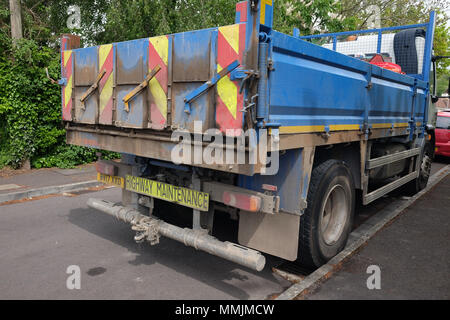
[
  {"x1": 222, "y1": 191, "x2": 262, "y2": 212},
  {"x1": 262, "y1": 184, "x2": 277, "y2": 192}
]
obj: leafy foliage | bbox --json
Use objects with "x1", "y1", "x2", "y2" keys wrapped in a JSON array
[
  {"x1": 0, "y1": 36, "x2": 61, "y2": 168},
  {"x1": 0, "y1": 34, "x2": 118, "y2": 169},
  {"x1": 273, "y1": 0, "x2": 358, "y2": 36},
  {"x1": 0, "y1": 3, "x2": 119, "y2": 169}
]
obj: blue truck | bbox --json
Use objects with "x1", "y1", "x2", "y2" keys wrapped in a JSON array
[{"x1": 60, "y1": 0, "x2": 437, "y2": 271}]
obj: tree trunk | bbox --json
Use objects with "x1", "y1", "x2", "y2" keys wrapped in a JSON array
[
  {"x1": 10, "y1": 0, "x2": 26, "y2": 169},
  {"x1": 9, "y1": 0, "x2": 23, "y2": 44}
]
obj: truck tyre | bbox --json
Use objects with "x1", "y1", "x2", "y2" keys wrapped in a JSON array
[
  {"x1": 403, "y1": 141, "x2": 433, "y2": 196},
  {"x1": 297, "y1": 160, "x2": 355, "y2": 269}
]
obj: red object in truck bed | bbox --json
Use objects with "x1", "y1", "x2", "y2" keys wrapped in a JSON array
[{"x1": 369, "y1": 54, "x2": 404, "y2": 74}]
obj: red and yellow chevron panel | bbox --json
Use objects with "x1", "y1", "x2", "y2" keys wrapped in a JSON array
[
  {"x1": 216, "y1": 24, "x2": 246, "y2": 136},
  {"x1": 98, "y1": 44, "x2": 114, "y2": 125},
  {"x1": 148, "y1": 36, "x2": 169, "y2": 130},
  {"x1": 62, "y1": 50, "x2": 73, "y2": 121}
]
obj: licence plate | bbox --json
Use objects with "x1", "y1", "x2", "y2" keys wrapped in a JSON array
[
  {"x1": 125, "y1": 175, "x2": 209, "y2": 212},
  {"x1": 97, "y1": 173, "x2": 125, "y2": 188}
]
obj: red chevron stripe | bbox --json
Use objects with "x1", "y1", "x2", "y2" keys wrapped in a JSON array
[
  {"x1": 239, "y1": 24, "x2": 246, "y2": 62},
  {"x1": 61, "y1": 37, "x2": 68, "y2": 51},
  {"x1": 236, "y1": 2, "x2": 248, "y2": 23},
  {"x1": 216, "y1": 24, "x2": 246, "y2": 135},
  {"x1": 150, "y1": 106, "x2": 166, "y2": 129},
  {"x1": 99, "y1": 48, "x2": 113, "y2": 92},
  {"x1": 98, "y1": 47, "x2": 114, "y2": 125},
  {"x1": 63, "y1": 98, "x2": 72, "y2": 121},
  {"x1": 99, "y1": 97, "x2": 113, "y2": 124},
  {"x1": 62, "y1": 52, "x2": 72, "y2": 121},
  {"x1": 217, "y1": 31, "x2": 239, "y2": 69},
  {"x1": 216, "y1": 93, "x2": 243, "y2": 137},
  {"x1": 148, "y1": 37, "x2": 168, "y2": 129},
  {"x1": 148, "y1": 40, "x2": 168, "y2": 94},
  {"x1": 64, "y1": 52, "x2": 72, "y2": 79}
]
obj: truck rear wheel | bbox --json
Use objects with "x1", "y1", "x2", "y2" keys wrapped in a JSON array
[
  {"x1": 297, "y1": 160, "x2": 355, "y2": 269},
  {"x1": 403, "y1": 141, "x2": 433, "y2": 196}
]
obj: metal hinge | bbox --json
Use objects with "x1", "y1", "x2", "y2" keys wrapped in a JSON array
[
  {"x1": 122, "y1": 65, "x2": 161, "y2": 112},
  {"x1": 184, "y1": 60, "x2": 240, "y2": 114}
]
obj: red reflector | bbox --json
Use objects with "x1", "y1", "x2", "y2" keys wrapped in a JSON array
[
  {"x1": 262, "y1": 184, "x2": 277, "y2": 192},
  {"x1": 222, "y1": 191, "x2": 261, "y2": 212},
  {"x1": 95, "y1": 161, "x2": 117, "y2": 176}
]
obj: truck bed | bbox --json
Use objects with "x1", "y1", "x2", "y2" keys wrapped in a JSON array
[{"x1": 61, "y1": 0, "x2": 434, "y2": 176}]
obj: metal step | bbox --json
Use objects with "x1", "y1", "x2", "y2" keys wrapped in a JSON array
[
  {"x1": 363, "y1": 171, "x2": 419, "y2": 205},
  {"x1": 366, "y1": 148, "x2": 421, "y2": 170}
]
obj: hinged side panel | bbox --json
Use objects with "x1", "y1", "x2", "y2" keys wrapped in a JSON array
[
  {"x1": 171, "y1": 29, "x2": 215, "y2": 132},
  {"x1": 115, "y1": 39, "x2": 149, "y2": 128},
  {"x1": 73, "y1": 46, "x2": 99, "y2": 124}
]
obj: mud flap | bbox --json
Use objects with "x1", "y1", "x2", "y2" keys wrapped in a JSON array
[{"x1": 238, "y1": 211, "x2": 300, "y2": 261}]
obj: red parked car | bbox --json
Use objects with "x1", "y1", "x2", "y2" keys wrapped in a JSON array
[{"x1": 435, "y1": 111, "x2": 450, "y2": 157}]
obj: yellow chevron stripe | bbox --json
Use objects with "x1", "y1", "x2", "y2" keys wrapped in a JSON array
[
  {"x1": 99, "y1": 44, "x2": 112, "y2": 69},
  {"x1": 64, "y1": 75, "x2": 72, "y2": 107},
  {"x1": 260, "y1": 0, "x2": 273, "y2": 25},
  {"x1": 99, "y1": 74, "x2": 113, "y2": 113},
  {"x1": 219, "y1": 25, "x2": 239, "y2": 55},
  {"x1": 149, "y1": 77, "x2": 167, "y2": 118},
  {"x1": 149, "y1": 36, "x2": 169, "y2": 66},
  {"x1": 64, "y1": 50, "x2": 72, "y2": 67},
  {"x1": 217, "y1": 64, "x2": 238, "y2": 119}
]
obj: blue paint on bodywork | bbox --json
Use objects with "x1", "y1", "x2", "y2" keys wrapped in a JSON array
[
  {"x1": 115, "y1": 38, "x2": 149, "y2": 128},
  {"x1": 171, "y1": 29, "x2": 216, "y2": 129},
  {"x1": 266, "y1": 30, "x2": 430, "y2": 129},
  {"x1": 238, "y1": 148, "x2": 303, "y2": 214}
]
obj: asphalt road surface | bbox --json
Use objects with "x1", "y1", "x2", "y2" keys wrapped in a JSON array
[{"x1": 0, "y1": 160, "x2": 448, "y2": 300}]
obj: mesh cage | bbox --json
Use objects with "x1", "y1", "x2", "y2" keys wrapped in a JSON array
[{"x1": 299, "y1": 25, "x2": 429, "y2": 76}]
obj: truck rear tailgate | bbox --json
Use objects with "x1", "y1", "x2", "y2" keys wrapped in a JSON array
[{"x1": 62, "y1": 24, "x2": 247, "y2": 134}]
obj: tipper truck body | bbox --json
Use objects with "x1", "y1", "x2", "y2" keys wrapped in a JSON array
[{"x1": 60, "y1": 0, "x2": 437, "y2": 271}]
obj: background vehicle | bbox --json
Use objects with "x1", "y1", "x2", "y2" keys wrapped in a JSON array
[
  {"x1": 60, "y1": 0, "x2": 436, "y2": 271},
  {"x1": 436, "y1": 111, "x2": 450, "y2": 157}
]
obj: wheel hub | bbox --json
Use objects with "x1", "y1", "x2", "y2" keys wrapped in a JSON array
[{"x1": 320, "y1": 184, "x2": 349, "y2": 245}]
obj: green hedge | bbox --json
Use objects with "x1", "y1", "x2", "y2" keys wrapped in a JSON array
[{"x1": 0, "y1": 36, "x2": 118, "y2": 169}]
